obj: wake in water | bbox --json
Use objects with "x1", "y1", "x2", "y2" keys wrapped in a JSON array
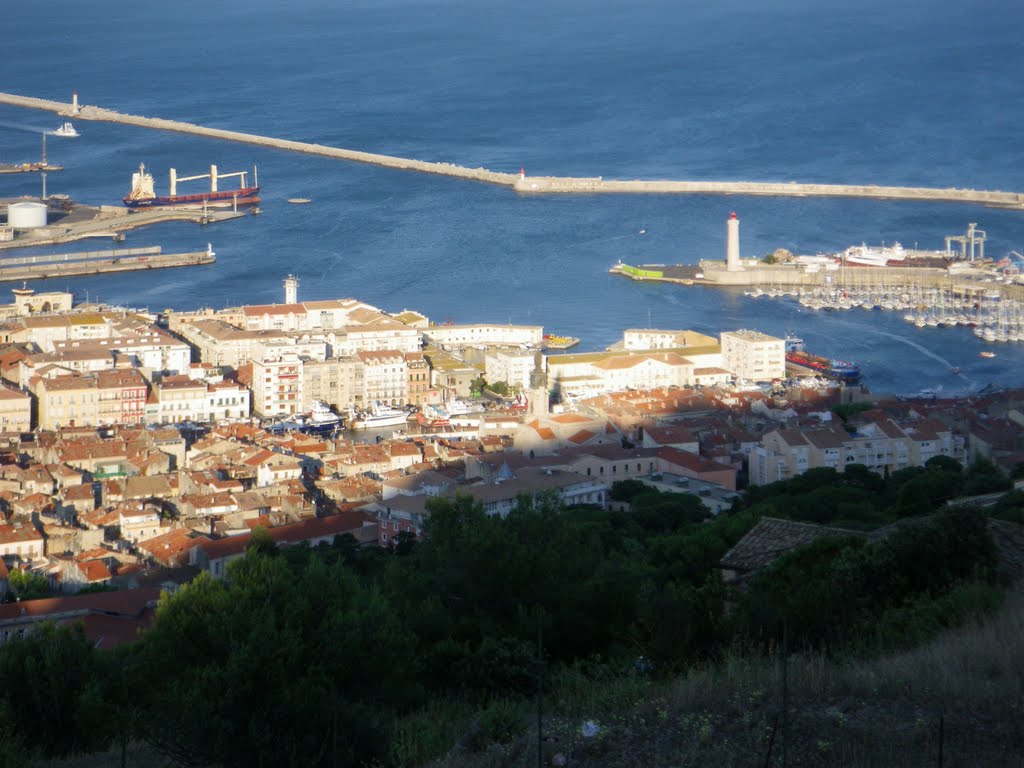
[
  {"x1": 0, "y1": 120, "x2": 48, "y2": 134},
  {"x1": 825, "y1": 316, "x2": 975, "y2": 391}
]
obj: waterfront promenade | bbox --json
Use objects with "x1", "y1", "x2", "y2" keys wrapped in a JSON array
[{"x1": 3, "y1": 92, "x2": 1023, "y2": 210}]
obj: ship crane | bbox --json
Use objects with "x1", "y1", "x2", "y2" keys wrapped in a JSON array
[
  {"x1": 945, "y1": 222, "x2": 986, "y2": 262},
  {"x1": 168, "y1": 164, "x2": 258, "y2": 196}
]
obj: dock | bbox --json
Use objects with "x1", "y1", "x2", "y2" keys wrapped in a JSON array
[
  {"x1": 0, "y1": 163, "x2": 64, "y2": 174},
  {"x1": 2, "y1": 91, "x2": 1022, "y2": 210},
  {"x1": 0, "y1": 244, "x2": 215, "y2": 282},
  {"x1": 0, "y1": 200, "x2": 246, "y2": 251}
]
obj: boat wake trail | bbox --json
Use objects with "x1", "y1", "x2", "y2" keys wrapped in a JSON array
[
  {"x1": 830, "y1": 320, "x2": 975, "y2": 389},
  {"x1": 0, "y1": 120, "x2": 46, "y2": 134}
]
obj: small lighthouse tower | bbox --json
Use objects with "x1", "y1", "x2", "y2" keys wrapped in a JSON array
[
  {"x1": 726, "y1": 212, "x2": 741, "y2": 272},
  {"x1": 284, "y1": 274, "x2": 299, "y2": 304},
  {"x1": 71, "y1": 91, "x2": 80, "y2": 115}
]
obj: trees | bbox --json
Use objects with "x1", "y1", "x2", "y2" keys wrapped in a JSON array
[
  {"x1": 133, "y1": 553, "x2": 416, "y2": 767},
  {"x1": 0, "y1": 623, "x2": 111, "y2": 759}
]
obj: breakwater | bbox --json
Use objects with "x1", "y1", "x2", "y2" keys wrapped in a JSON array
[
  {"x1": 3, "y1": 92, "x2": 1023, "y2": 210},
  {"x1": 0, "y1": 244, "x2": 214, "y2": 281}
]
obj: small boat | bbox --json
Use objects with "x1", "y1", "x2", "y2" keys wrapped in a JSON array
[
  {"x1": 980, "y1": 351, "x2": 997, "y2": 359},
  {"x1": 287, "y1": 198, "x2": 311, "y2": 204},
  {"x1": 51, "y1": 122, "x2": 79, "y2": 138},
  {"x1": 950, "y1": 366, "x2": 961, "y2": 374}
]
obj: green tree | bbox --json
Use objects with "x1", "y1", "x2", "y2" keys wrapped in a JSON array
[
  {"x1": 0, "y1": 623, "x2": 111, "y2": 758},
  {"x1": 133, "y1": 552, "x2": 415, "y2": 767}
]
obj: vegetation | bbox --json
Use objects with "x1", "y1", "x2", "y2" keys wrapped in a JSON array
[{"x1": 4, "y1": 459, "x2": 1018, "y2": 767}]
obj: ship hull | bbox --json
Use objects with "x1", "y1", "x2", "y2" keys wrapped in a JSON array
[{"x1": 123, "y1": 187, "x2": 261, "y2": 208}]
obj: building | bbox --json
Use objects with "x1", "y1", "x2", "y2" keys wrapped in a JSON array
[
  {"x1": 422, "y1": 323, "x2": 543, "y2": 348},
  {"x1": 484, "y1": 347, "x2": 535, "y2": 391},
  {"x1": 0, "y1": 522, "x2": 44, "y2": 559},
  {"x1": 252, "y1": 355, "x2": 303, "y2": 418},
  {"x1": 404, "y1": 352, "x2": 431, "y2": 406},
  {"x1": 33, "y1": 368, "x2": 148, "y2": 430},
  {"x1": 0, "y1": 382, "x2": 30, "y2": 432},
  {"x1": 301, "y1": 356, "x2": 365, "y2": 412},
  {"x1": 720, "y1": 329, "x2": 785, "y2": 382},
  {"x1": 622, "y1": 329, "x2": 719, "y2": 351},
  {"x1": 357, "y1": 350, "x2": 407, "y2": 406}
]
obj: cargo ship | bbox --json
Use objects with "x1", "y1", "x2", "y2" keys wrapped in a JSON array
[
  {"x1": 123, "y1": 163, "x2": 260, "y2": 208},
  {"x1": 785, "y1": 337, "x2": 861, "y2": 383}
]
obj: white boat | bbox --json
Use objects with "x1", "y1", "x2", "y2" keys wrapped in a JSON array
[
  {"x1": 348, "y1": 401, "x2": 409, "y2": 430},
  {"x1": 307, "y1": 400, "x2": 342, "y2": 429},
  {"x1": 51, "y1": 122, "x2": 79, "y2": 138}
]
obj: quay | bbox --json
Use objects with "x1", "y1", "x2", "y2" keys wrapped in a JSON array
[
  {"x1": 0, "y1": 244, "x2": 215, "y2": 282},
  {"x1": 0, "y1": 162, "x2": 63, "y2": 174},
  {"x1": 0, "y1": 199, "x2": 246, "y2": 251},
  {"x1": 612, "y1": 260, "x2": 1024, "y2": 302},
  {"x1": 2, "y1": 91, "x2": 1023, "y2": 210}
]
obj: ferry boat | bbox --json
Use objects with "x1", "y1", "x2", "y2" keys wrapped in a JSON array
[
  {"x1": 51, "y1": 122, "x2": 79, "y2": 138},
  {"x1": 123, "y1": 163, "x2": 260, "y2": 208},
  {"x1": 785, "y1": 336, "x2": 861, "y2": 383},
  {"x1": 348, "y1": 401, "x2": 409, "y2": 430}
]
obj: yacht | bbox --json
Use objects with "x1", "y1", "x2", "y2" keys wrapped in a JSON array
[
  {"x1": 348, "y1": 401, "x2": 409, "y2": 430},
  {"x1": 51, "y1": 122, "x2": 79, "y2": 138}
]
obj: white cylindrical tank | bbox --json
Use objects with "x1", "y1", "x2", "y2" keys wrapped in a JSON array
[
  {"x1": 8, "y1": 202, "x2": 47, "y2": 229},
  {"x1": 726, "y1": 211, "x2": 741, "y2": 272}
]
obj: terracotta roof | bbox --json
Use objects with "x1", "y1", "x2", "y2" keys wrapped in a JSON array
[{"x1": 720, "y1": 517, "x2": 867, "y2": 574}]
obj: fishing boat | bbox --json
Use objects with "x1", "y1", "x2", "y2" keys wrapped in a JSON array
[
  {"x1": 51, "y1": 122, "x2": 79, "y2": 138},
  {"x1": 123, "y1": 162, "x2": 260, "y2": 208},
  {"x1": 980, "y1": 351, "x2": 997, "y2": 359}
]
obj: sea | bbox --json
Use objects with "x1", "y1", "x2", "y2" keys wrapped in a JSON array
[{"x1": 2, "y1": 0, "x2": 1024, "y2": 396}]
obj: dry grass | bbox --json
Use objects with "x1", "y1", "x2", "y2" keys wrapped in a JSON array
[{"x1": 437, "y1": 588, "x2": 1024, "y2": 768}]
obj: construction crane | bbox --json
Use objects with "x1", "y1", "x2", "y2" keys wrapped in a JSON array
[
  {"x1": 168, "y1": 165, "x2": 257, "y2": 196},
  {"x1": 944, "y1": 222, "x2": 986, "y2": 262}
]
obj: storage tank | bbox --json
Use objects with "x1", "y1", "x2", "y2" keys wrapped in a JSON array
[{"x1": 8, "y1": 202, "x2": 47, "y2": 229}]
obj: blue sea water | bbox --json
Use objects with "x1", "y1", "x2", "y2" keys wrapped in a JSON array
[{"x1": 2, "y1": 0, "x2": 1024, "y2": 395}]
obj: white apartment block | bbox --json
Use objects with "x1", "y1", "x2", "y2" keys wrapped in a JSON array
[
  {"x1": 720, "y1": 330, "x2": 785, "y2": 382},
  {"x1": 622, "y1": 329, "x2": 719, "y2": 351},
  {"x1": 422, "y1": 324, "x2": 544, "y2": 348},
  {"x1": 330, "y1": 320, "x2": 421, "y2": 356},
  {"x1": 485, "y1": 348, "x2": 535, "y2": 391},
  {"x1": 206, "y1": 381, "x2": 251, "y2": 422},
  {"x1": 357, "y1": 350, "x2": 408, "y2": 406},
  {"x1": 547, "y1": 350, "x2": 695, "y2": 398},
  {"x1": 252, "y1": 356, "x2": 303, "y2": 418}
]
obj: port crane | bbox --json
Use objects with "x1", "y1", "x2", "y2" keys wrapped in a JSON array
[
  {"x1": 168, "y1": 164, "x2": 258, "y2": 196},
  {"x1": 944, "y1": 222, "x2": 986, "y2": 262}
]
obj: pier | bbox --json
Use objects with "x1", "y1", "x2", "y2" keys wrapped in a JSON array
[
  {"x1": 2, "y1": 91, "x2": 1023, "y2": 210},
  {"x1": 0, "y1": 244, "x2": 215, "y2": 282},
  {"x1": 0, "y1": 200, "x2": 246, "y2": 251}
]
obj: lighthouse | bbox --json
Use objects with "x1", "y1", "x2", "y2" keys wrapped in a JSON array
[
  {"x1": 726, "y1": 212, "x2": 741, "y2": 272},
  {"x1": 283, "y1": 274, "x2": 299, "y2": 304}
]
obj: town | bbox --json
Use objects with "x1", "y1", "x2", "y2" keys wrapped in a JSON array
[{"x1": 2, "y1": 269, "x2": 1022, "y2": 646}]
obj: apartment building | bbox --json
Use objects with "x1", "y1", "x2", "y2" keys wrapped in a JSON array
[
  {"x1": 301, "y1": 357, "x2": 365, "y2": 412},
  {"x1": 422, "y1": 324, "x2": 544, "y2": 348},
  {"x1": 252, "y1": 356, "x2": 303, "y2": 418},
  {"x1": 33, "y1": 369, "x2": 148, "y2": 430},
  {"x1": 357, "y1": 350, "x2": 408, "y2": 406},
  {"x1": 720, "y1": 329, "x2": 785, "y2": 382}
]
